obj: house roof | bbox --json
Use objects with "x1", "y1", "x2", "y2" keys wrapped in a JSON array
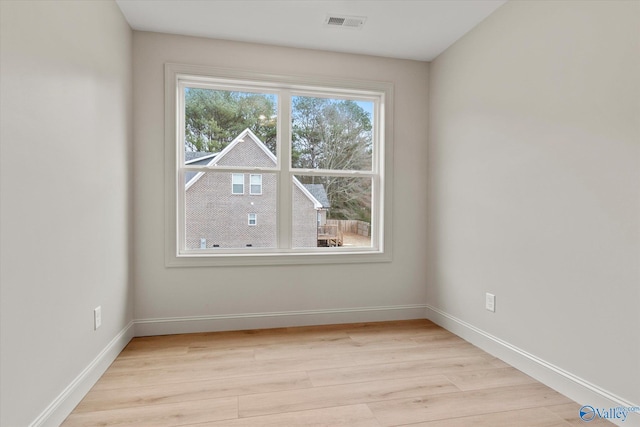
[
  {"x1": 185, "y1": 128, "x2": 274, "y2": 190},
  {"x1": 185, "y1": 128, "x2": 324, "y2": 209},
  {"x1": 185, "y1": 152, "x2": 217, "y2": 184},
  {"x1": 303, "y1": 184, "x2": 330, "y2": 208},
  {"x1": 185, "y1": 151, "x2": 217, "y2": 163}
]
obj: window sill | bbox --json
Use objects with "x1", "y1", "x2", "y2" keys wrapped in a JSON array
[{"x1": 165, "y1": 248, "x2": 392, "y2": 267}]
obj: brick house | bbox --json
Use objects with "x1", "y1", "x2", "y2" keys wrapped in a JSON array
[{"x1": 185, "y1": 128, "x2": 329, "y2": 249}]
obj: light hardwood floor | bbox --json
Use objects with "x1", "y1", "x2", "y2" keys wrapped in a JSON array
[{"x1": 62, "y1": 320, "x2": 612, "y2": 426}]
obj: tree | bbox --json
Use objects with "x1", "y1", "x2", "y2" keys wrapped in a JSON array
[
  {"x1": 184, "y1": 90, "x2": 374, "y2": 222},
  {"x1": 184, "y1": 88, "x2": 277, "y2": 153},
  {"x1": 292, "y1": 97, "x2": 373, "y2": 222}
]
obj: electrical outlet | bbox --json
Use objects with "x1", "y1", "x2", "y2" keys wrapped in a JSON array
[
  {"x1": 94, "y1": 306, "x2": 102, "y2": 330},
  {"x1": 485, "y1": 293, "x2": 496, "y2": 312}
]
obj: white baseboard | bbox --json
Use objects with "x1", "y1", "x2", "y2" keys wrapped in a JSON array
[
  {"x1": 425, "y1": 305, "x2": 640, "y2": 427},
  {"x1": 134, "y1": 304, "x2": 428, "y2": 336},
  {"x1": 30, "y1": 322, "x2": 135, "y2": 427},
  {"x1": 27, "y1": 305, "x2": 422, "y2": 426},
  {"x1": 32, "y1": 306, "x2": 636, "y2": 427}
]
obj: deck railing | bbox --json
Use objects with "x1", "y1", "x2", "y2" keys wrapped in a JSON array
[
  {"x1": 317, "y1": 225, "x2": 343, "y2": 247},
  {"x1": 325, "y1": 220, "x2": 370, "y2": 237}
]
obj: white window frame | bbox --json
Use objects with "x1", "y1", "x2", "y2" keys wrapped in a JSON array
[
  {"x1": 248, "y1": 213, "x2": 257, "y2": 226},
  {"x1": 249, "y1": 174, "x2": 262, "y2": 195},
  {"x1": 165, "y1": 63, "x2": 394, "y2": 267},
  {"x1": 232, "y1": 173, "x2": 244, "y2": 195}
]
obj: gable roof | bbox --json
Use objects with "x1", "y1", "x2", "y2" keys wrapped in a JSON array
[
  {"x1": 185, "y1": 152, "x2": 217, "y2": 185},
  {"x1": 185, "y1": 152, "x2": 217, "y2": 163},
  {"x1": 185, "y1": 128, "x2": 324, "y2": 209},
  {"x1": 209, "y1": 128, "x2": 276, "y2": 167},
  {"x1": 185, "y1": 128, "x2": 273, "y2": 189},
  {"x1": 303, "y1": 184, "x2": 330, "y2": 208}
]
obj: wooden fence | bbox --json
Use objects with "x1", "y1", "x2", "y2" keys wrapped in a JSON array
[{"x1": 326, "y1": 219, "x2": 370, "y2": 237}]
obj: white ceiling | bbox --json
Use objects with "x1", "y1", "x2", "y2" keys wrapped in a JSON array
[{"x1": 115, "y1": 0, "x2": 507, "y2": 62}]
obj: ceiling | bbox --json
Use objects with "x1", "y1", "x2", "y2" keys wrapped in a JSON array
[{"x1": 115, "y1": 0, "x2": 507, "y2": 62}]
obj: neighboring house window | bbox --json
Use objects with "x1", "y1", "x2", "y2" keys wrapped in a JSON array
[
  {"x1": 232, "y1": 173, "x2": 244, "y2": 194},
  {"x1": 250, "y1": 174, "x2": 262, "y2": 195},
  {"x1": 167, "y1": 64, "x2": 393, "y2": 266}
]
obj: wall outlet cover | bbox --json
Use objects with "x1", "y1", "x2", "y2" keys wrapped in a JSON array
[
  {"x1": 486, "y1": 293, "x2": 496, "y2": 312},
  {"x1": 94, "y1": 306, "x2": 102, "y2": 330}
]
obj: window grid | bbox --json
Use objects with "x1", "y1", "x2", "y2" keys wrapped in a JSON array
[
  {"x1": 178, "y1": 84, "x2": 382, "y2": 252},
  {"x1": 250, "y1": 174, "x2": 262, "y2": 195},
  {"x1": 232, "y1": 173, "x2": 244, "y2": 194},
  {"x1": 168, "y1": 64, "x2": 392, "y2": 265}
]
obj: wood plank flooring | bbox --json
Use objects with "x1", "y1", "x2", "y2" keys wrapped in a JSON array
[{"x1": 62, "y1": 320, "x2": 613, "y2": 426}]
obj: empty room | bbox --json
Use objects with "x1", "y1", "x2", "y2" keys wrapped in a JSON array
[{"x1": 1, "y1": 0, "x2": 638, "y2": 426}]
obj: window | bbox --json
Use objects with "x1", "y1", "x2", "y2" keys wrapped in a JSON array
[
  {"x1": 232, "y1": 173, "x2": 244, "y2": 194},
  {"x1": 250, "y1": 174, "x2": 262, "y2": 195},
  {"x1": 166, "y1": 64, "x2": 393, "y2": 266}
]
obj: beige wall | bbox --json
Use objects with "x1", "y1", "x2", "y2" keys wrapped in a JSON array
[
  {"x1": 5, "y1": 1, "x2": 636, "y2": 423},
  {"x1": 133, "y1": 32, "x2": 429, "y2": 331},
  {"x1": 0, "y1": 1, "x2": 133, "y2": 426},
  {"x1": 428, "y1": 0, "x2": 639, "y2": 407}
]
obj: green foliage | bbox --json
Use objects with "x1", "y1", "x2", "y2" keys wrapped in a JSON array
[
  {"x1": 184, "y1": 89, "x2": 374, "y2": 222},
  {"x1": 291, "y1": 97, "x2": 372, "y2": 170},
  {"x1": 324, "y1": 176, "x2": 372, "y2": 222},
  {"x1": 292, "y1": 97, "x2": 373, "y2": 222},
  {"x1": 185, "y1": 88, "x2": 277, "y2": 153}
]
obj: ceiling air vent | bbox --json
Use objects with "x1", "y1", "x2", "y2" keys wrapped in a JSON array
[{"x1": 325, "y1": 14, "x2": 366, "y2": 29}]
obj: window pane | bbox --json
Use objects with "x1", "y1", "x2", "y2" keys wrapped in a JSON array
[
  {"x1": 232, "y1": 173, "x2": 244, "y2": 194},
  {"x1": 250, "y1": 174, "x2": 262, "y2": 195},
  {"x1": 292, "y1": 175, "x2": 372, "y2": 248},
  {"x1": 185, "y1": 172, "x2": 277, "y2": 249},
  {"x1": 291, "y1": 96, "x2": 373, "y2": 171},
  {"x1": 184, "y1": 87, "x2": 278, "y2": 166}
]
